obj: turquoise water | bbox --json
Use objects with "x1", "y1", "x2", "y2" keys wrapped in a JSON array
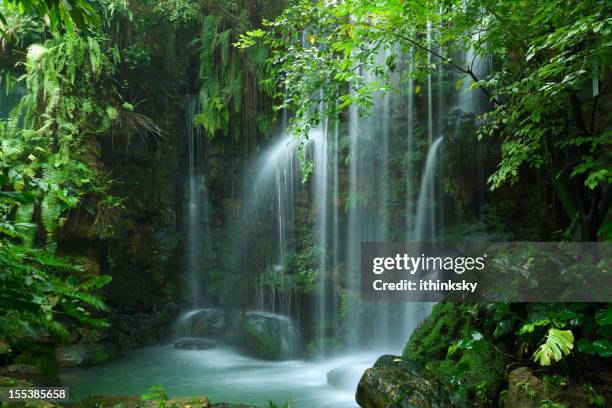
[{"x1": 60, "y1": 345, "x2": 379, "y2": 407}]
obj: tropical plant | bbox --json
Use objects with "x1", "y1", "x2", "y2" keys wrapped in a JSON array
[{"x1": 0, "y1": 0, "x2": 100, "y2": 36}]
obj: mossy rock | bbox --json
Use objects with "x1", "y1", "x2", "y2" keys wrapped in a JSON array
[
  {"x1": 402, "y1": 303, "x2": 465, "y2": 363},
  {"x1": 356, "y1": 355, "x2": 451, "y2": 408},
  {"x1": 242, "y1": 312, "x2": 300, "y2": 360},
  {"x1": 430, "y1": 341, "x2": 506, "y2": 407}
]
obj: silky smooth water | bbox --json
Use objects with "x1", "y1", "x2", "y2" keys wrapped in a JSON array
[{"x1": 60, "y1": 346, "x2": 381, "y2": 407}]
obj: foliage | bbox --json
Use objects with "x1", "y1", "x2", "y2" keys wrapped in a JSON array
[
  {"x1": 0, "y1": 240, "x2": 111, "y2": 341},
  {"x1": 238, "y1": 0, "x2": 612, "y2": 240},
  {"x1": 533, "y1": 328, "x2": 574, "y2": 366},
  {"x1": 1, "y1": 31, "x2": 125, "y2": 243},
  {"x1": 0, "y1": 0, "x2": 137, "y2": 357},
  {"x1": 153, "y1": 0, "x2": 199, "y2": 27},
  {"x1": 0, "y1": 0, "x2": 100, "y2": 36},
  {"x1": 193, "y1": 1, "x2": 283, "y2": 140},
  {"x1": 264, "y1": 401, "x2": 292, "y2": 408},
  {"x1": 0, "y1": 174, "x2": 110, "y2": 345},
  {"x1": 142, "y1": 384, "x2": 169, "y2": 405}
]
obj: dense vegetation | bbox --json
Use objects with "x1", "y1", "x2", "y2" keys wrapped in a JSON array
[{"x1": 0, "y1": 0, "x2": 610, "y2": 406}]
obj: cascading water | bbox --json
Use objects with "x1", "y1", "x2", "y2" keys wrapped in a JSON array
[
  {"x1": 415, "y1": 137, "x2": 444, "y2": 242},
  {"x1": 176, "y1": 13, "x2": 492, "y2": 400},
  {"x1": 184, "y1": 97, "x2": 210, "y2": 308},
  {"x1": 241, "y1": 134, "x2": 300, "y2": 317}
]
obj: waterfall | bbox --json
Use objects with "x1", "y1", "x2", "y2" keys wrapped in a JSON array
[
  {"x1": 313, "y1": 121, "x2": 330, "y2": 356},
  {"x1": 205, "y1": 29, "x2": 484, "y2": 359},
  {"x1": 343, "y1": 47, "x2": 396, "y2": 351},
  {"x1": 458, "y1": 32, "x2": 491, "y2": 116},
  {"x1": 405, "y1": 53, "x2": 416, "y2": 241},
  {"x1": 184, "y1": 97, "x2": 210, "y2": 307},
  {"x1": 245, "y1": 135, "x2": 299, "y2": 316},
  {"x1": 415, "y1": 137, "x2": 444, "y2": 242}
]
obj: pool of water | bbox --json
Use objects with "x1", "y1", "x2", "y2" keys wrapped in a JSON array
[{"x1": 60, "y1": 345, "x2": 381, "y2": 407}]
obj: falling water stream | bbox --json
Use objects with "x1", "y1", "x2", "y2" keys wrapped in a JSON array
[{"x1": 185, "y1": 97, "x2": 210, "y2": 307}]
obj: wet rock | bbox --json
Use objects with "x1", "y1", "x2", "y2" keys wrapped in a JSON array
[
  {"x1": 56, "y1": 342, "x2": 119, "y2": 368},
  {"x1": 242, "y1": 311, "x2": 300, "y2": 360},
  {"x1": 174, "y1": 337, "x2": 216, "y2": 350},
  {"x1": 0, "y1": 364, "x2": 58, "y2": 386},
  {"x1": 178, "y1": 308, "x2": 227, "y2": 338},
  {"x1": 356, "y1": 355, "x2": 450, "y2": 408}
]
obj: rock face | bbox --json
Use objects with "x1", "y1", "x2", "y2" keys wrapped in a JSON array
[
  {"x1": 174, "y1": 337, "x2": 216, "y2": 350},
  {"x1": 56, "y1": 342, "x2": 119, "y2": 368},
  {"x1": 356, "y1": 355, "x2": 451, "y2": 408},
  {"x1": 242, "y1": 311, "x2": 300, "y2": 360}
]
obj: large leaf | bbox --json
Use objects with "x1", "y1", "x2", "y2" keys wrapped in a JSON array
[{"x1": 534, "y1": 328, "x2": 574, "y2": 366}]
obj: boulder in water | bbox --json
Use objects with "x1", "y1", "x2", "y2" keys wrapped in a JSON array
[
  {"x1": 177, "y1": 308, "x2": 227, "y2": 338},
  {"x1": 356, "y1": 355, "x2": 450, "y2": 408},
  {"x1": 242, "y1": 311, "x2": 300, "y2": 360},
  {"x1": 174, "y1": 337, "x2": 216, "y2": 350}
]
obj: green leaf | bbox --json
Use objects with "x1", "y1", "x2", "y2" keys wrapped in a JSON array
[{"x1": 534, "y1": 328, "x2": 574, "y2": 366}]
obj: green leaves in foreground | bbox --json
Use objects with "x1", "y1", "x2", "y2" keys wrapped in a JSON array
[
  {"x1": 0, "y1": 241, "x2": 112, "y2": 342},
  {"x1": 534, "y1": 328, "x2": 574, "y2": 366}
]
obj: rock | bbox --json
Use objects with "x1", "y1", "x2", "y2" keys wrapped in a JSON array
[
  {"x1": 56, "y1": 342, "x2": 119, "y2": 368},
  {"x1": 176, "y1": 308, "x2": 227, "y2": 338},
  {"x1": 174, "y1": 337, "x2": 216, "y2": 350},
  {"x1": 0, "y1": 364, "x2": 58, "y2": 386},
  {"x1": 506, "y1": 367, "x2": 599, "y2": 408},
  {"x1": 356, "y1": 355, "x2": 450, "y2": 408},
  {"x1": 242, "y1": 311, "x2": 300, "y2": 360}
]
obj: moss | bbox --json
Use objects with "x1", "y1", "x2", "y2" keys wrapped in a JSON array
[
  {"x1": 402, "y1": 302, "x2": 508, "y2": 407},
  {"x1": 402, "y1": 302, "x2": 465, "y2": 362},
  {"x1": 432, "y1": 342, "x2": 506, "y2": 407}
]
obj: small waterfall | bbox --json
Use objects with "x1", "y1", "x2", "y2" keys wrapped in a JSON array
[
  {"x1": 415, "y1": 137, "x2": 444, "y2": 242},
  {"x1": 223, "y1": 131, "x2": 302, "y2": 327},
  {"x1": 405, "y1": 53, "x2": 416, "y2": 241},
  {"x1": 184, "y1": 97, "x2": 210, "y2": 307},
  {"x1": 249, "y1": 135, "x2": 299, "y2": 316},
  {"x1": 313, "y1": 124, "x2": 330, "y2": 356},
  {"x1": 458, "y1": 31, "x2": 491, "y2": 116},
  {"x1": 426, "y1": 21, "x2": 434, "y2": 146}
]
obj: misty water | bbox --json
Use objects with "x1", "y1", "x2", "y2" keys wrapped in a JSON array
[{"x1": 61, "y1": 346, "x2": 382, "y2": 407}]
